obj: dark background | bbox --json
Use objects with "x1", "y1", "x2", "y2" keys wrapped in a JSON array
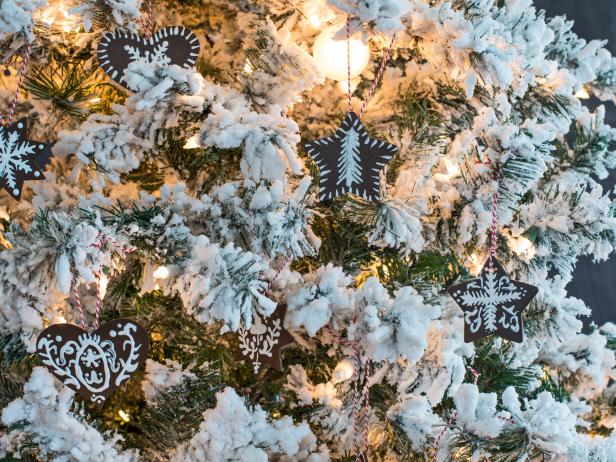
[{"x1": 536, "y1": 0, "x2": 616, "y2": 326}]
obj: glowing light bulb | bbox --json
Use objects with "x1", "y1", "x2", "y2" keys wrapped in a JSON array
[
  {"x1": 312, "y1": 25, "x2": 370, "y2": 82},
  {"x1": 98, "y1": 273, "x2": 109, "y2": 299},
  {"x1": 510, "y1": 235, "x2": 535, "y2": 258},
  {"x1": 337, "y1": 79, "x2": 359, "y2": 94},
  {"x1": 183, "y1": 134, "x2": 202, "y2": 149},
  {"x1": 118, "y1": 410, "x2": 130, "y2": 422},
  {"x1": 515, "y1": 236, "x2": 532, "y2": 253},
  {"x1": 443, "y1": 157, "x2": 461, "y2": 179},
  {"x1": 153, "y1": 265, "x2": 170, "y2": 279},
  {"x1": 243, "y1": 59, "x2": 254, "y2": 75},
  {"x1": 89, "y1": 97, "x2": 101, "y2": 104},
  {"x1": 575, "y1": 87, "x2": 590, "y2": 99},
  {"x1": 38, "y1": 1, "x2": 80, "y2": 32},
  {"x1": 332, "y1": 358, "x2": 355, "y2": 383},
  {"x1": 309, "y1": 15, "x2": 322, "y2": 28},
  {"x1": 468, "y1": 252, "x2": 484, "y2": 274}
]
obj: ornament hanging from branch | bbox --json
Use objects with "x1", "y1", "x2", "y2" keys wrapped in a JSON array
[
  {"x1": 447, "y1": 258, "x2": 537, "y2": 343},
  {"x1": 447, "y1": 157, "x2": 538, "y2": 343},
  {"x1": 235, "y1": 304, "x2": 293, "y2": 373},
  {"x1": 0, "y1": 43, "x2": 52, "y2": 200},
  {"x1": 305, "y1": 111, "x2": 396, "y2": 201},
  {"x1": 0, "y1": 119, "x2": 52, "y2": 199},
  {"x1": 305, "y1": 17, "x2": 396, "y2": 203},
  {"x1": 97, "y1": 26, "x2": 200, "y2": 89},
  {"x1": 36, "y1": 237, "x2": 148, "y2": 405},
  {"x1": 36, "y1": 318, "x2": 149, "y2": 405}
]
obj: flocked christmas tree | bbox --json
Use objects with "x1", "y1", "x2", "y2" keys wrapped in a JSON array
[{"x1": 1, "y1": 0, "x2": 616, "y2": 460}]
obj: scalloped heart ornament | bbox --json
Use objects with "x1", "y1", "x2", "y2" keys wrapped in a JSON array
[
  {"x1": 97, "y1": 26, "x2": 200, "y2": 88},
  {"x1": 36, "y1": 319, "x2": 149, "y2": 405}
]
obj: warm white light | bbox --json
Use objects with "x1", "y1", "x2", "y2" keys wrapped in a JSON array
[
  {"x1": 575, "y1": 87, "x2": 589, "y2": 99},
  {"x1": 510, "y1": 235, "x2": 535, "y2": 258},
  {"x1": 183, "y1": 134, "x2": 202, "y2": 149},
  {"x1": 89, "y1": 97, "x2": 101, "y2": 104},
  {"x1": 332, "y1": 358, "x2": 355, "y2": 383},
  {"x1": 468, "y1": 252, "x2": 484, "y2": 274},
  {"x1": 514, "y1": 236, "x2": 532, "y2": 253},
  {"x1": 309, "y1": 14, "x2": 322, "y2": 29},
  {"x1": 153, "y1": 265, "x2": 170, "y2": 279},
  {"x1": 313, "y1": 25, "x2": 370, "y2": 82},
  {"x1": 118, "y1": 410, "x2": 130, "y2": 422},
  {"x1": 243, "y1": 60, "x2": 254, "y2": 75},
  {"x1": 98, "y1": 273, "x2": 109, "y2": 299},
  {"x1": 38, "y1": 1, "x2": 80, "y2": 32},
  {"x1": 443, "y1": 158, "x2": 461, "y2": 179},
  {"x1": 337, "y1": 79, "x2": 360, "y2": 94}
]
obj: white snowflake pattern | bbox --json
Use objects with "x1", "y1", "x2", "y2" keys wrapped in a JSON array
[
  {"x1": 123, "y1": 41, "x2": 171, "y2": 66},
  {"x1": 0, "y1": 123, "x2": 38, "y2": 195},
  {"x1": 456, "y1": 269, "x2": 523, "y2": 334}
]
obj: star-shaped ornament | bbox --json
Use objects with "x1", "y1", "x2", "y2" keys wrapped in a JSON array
[
  {"x1": 235, "y1": 304, "x2": 293, "y2": 373},
  {"x1": 447, "y1": 258, "x2": 538, "y2": 343},
  {"x1": 304, "y1": 112, "x2": 397, "y2": 202},
  {"x1": 0, "y1": 119, "x2": 52, "y2": 199}
]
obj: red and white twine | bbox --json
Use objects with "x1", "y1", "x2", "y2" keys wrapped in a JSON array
[
  {"x1": 338, "y1": 335, "x2": 372, "y2": 459},
  {"x1": 361, "y1": 358, "x2": 372, "y2": 454},
  {"x1": 433, "y1": 367, "x2": 480, "y2": 459},
  {"x1": 144, "y1": 0, "x2": 155, "y2": 38},
  {"x1": 485, "y1": 156, "x2": 499, "y2": 269},
  {"x1": 70, "y1": 233, "x2": 136, "y2": 330},
  {"x1": 359, "y1": 34, "x2": 395, "y2": 118},
  {"x1": 3, "y1": 41, "x2": 33, "y2": 127},
  {"x1": 73, "y1": 284, "x2": 87, "y2": 330},
  {"x1": 345, "y1": 15, "x2": 394, "y2": 119},
  {"x1": 346, "y1": 17, "x2": 352, "y2": 113},
  {"x1": 349, "y1": 340, "x2": 362, "y2": 451}
]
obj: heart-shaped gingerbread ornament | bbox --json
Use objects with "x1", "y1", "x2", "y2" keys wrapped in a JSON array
[
  {"x1": 97, "y1": 26, "x2": 200, "y2": 88},
  {"x1": 36, "y1": 319, "x2": 149, "y2": 405}
]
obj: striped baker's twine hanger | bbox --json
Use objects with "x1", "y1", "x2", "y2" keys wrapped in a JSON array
[
  {"x1": 1, "y1": 39, "x2": 33, "y2": 127},
  {"x1": 71, "y1": 234, "x2": 136, "y2": 330},
  {"x1": 345, "y1": 15, "x2": 395, "y2": 119},
  {"x1": 143, "y1": 0, "x2": 155, "y2": 38},
  {"x1": 342, "y1": 17, "x2": 395, "y2": 460}
]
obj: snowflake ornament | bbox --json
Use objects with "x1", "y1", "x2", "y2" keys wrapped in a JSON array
[
  {"x1": 304, "y1": 112, "x2": 397, "y2": 202},
  {"x1": 0, "y1": 119, "x2": 52, "y2": 200},
  {"x1": 235, "y1": 305, "x2": 293, "y2": 373},
  {"x1": 447, "y1": 258, "x2": 538, "y2": 343}
]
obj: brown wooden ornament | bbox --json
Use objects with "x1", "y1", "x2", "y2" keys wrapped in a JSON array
[
  {"x1": 304, "y1": 111, "x2": 397, "y2": 202},
  {"x1": 235, "y1": 305, "x2": 293, "y2": 373},
  {"x1": 0, "y1": 119, "x2": 52, "y2": 200},
  {"x1": 36, "y1": 319, "x2": 149, "y2": 405},
  {"x1": 447, "y1": 258, "x2": 538, "y2": 343},
  {"x1": 97, "y1": 26, "x2": 200, "y2": 88}
]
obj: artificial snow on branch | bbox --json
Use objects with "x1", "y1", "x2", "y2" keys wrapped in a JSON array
[
  {"x1": 172, "y1": 387, "x2": 329, "y2": 462},
  {"x1": 1, "y1": 367, "x2": 138, "y2": 461}
]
